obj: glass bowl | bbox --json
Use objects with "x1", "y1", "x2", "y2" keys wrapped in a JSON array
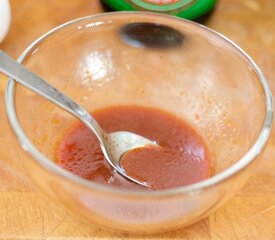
[{"x1": 5, "y1": 12, "x2": 273, "y2": 233}]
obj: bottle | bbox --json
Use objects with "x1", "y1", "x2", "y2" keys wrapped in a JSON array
[{"x1": 102, "y1": 0, "x2": 216, "y2": 20}]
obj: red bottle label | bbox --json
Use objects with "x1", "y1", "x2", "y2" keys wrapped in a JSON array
[{"x1": 143, "y1": 0, "x2": 180, "y2": 4}]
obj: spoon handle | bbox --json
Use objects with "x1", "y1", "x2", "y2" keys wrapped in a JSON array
[{"x1": 0, "y1": 50, "x2": 103, "y2": 141}]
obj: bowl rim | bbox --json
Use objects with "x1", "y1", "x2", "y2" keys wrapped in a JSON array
[{"x1": 5, "y1": 11, "x2": 273, "y2": 197}]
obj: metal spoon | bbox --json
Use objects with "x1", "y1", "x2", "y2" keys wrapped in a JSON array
[{"x1": 0, "y1": 50, "x2": 156, "y2": 187}]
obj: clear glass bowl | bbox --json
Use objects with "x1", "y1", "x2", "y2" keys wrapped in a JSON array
[{"x1": 5, "y1": 12, "x2": 273, "y2": 233}]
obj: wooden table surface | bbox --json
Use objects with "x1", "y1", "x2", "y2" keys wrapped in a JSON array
[{"x1": 0, "y1": 0, "x2": 275, "y2": 239}]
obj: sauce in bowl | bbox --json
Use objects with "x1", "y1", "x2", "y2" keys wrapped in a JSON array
[{"x1": 56, "y1": 106, "x2": 211, "y2": 190}]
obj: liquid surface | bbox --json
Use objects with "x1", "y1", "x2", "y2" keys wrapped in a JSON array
[{"x1": 56, "y1": 106, "x2": 210, "y2": 190}]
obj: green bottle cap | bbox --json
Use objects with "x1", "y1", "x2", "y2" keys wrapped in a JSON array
[{"x1": 102, "y1": 0, "x2": 216, "y2": 20}]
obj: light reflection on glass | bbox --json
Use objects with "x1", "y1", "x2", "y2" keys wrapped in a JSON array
[
  {"x1": 85, "y1": 21, "x2": 104, "y2": 29},
  {"x1": 79, "y1": 51, "x2": 113, "y2": 87}
]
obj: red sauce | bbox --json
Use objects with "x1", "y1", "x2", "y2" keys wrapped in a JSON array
[{"x1": 56, "y1": 106, "x2": 210, "y2": 190}]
